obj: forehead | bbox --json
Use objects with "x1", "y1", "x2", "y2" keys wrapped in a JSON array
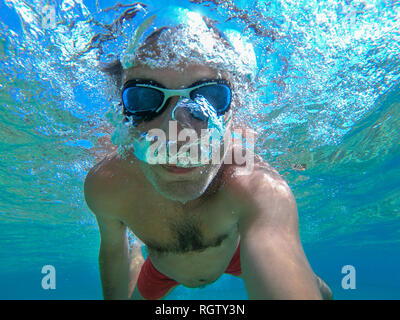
[{"x1": 122, "y1": 64, "x2": 230, "y2": 88}]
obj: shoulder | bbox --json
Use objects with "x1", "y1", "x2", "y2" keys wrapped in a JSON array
[
  {"x1": 224, "y1": 154, "x2": 293, "y2": 202},
  {"x1": 253, "y1": 159, "x2": 295, "y2": 206},
  {"x1": 84, "y1": 152, "x2": 139, "y2": 217},
  {"x1": 223, "y1": 156, "x2": 298, "y2": 231},
  {"x1": 84, "y1": 152, "x2": 118, "y2": 216}
]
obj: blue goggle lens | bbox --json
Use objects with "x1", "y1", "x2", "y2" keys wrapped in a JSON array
[
  {"x1": 122, "y1": 81, "x2": 231, "y2": 121},
  {"x1": 122, "y1": 87, "x2": 164, "y2": 114},
  {"x1": 190, "y1": 84, "x2": 231, "y2": 116}
]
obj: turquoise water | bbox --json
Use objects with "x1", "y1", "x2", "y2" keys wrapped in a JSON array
[{"x1": 0, "y1": 0, "x2": 399, "y2": 299}]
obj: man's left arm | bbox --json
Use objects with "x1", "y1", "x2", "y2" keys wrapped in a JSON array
[{"x1": 237, "y1": 171, "x2": 321, "y2": 300}]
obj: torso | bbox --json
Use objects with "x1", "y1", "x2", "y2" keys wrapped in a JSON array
[{"x1": 89, "y1": 152, "x2": 247, "y2": 288}]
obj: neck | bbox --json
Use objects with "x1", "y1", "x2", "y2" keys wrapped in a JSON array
[{"x1": 180, "y1": 165, "x2": 225, "y2": 211}]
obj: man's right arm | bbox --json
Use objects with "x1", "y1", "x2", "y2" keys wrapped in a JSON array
[
  {"x1": 84, "y1": 169, "x2": 130, "y2": 300},
  {"x1": 96, "y1": 215, "x2": 130, "y2": 300}
]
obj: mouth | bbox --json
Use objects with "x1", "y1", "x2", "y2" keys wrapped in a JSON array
[{"x1": 161, "y1": 164, "x2": 198, "y2": 174}]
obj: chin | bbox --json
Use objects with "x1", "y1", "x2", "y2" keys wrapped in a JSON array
[{"x1": 138, "y1": 161, "x2": 222, "y2": 203}]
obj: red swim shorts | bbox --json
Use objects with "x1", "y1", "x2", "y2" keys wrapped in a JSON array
[{"x1": 136, "y1": 242, "x2": 241, "y2": 300}]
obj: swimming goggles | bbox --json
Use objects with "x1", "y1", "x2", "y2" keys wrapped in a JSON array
[{"x1": 121, "y1": 79, "x2": 232, "y2": 122}]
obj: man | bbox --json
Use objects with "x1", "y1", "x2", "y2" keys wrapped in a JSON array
[{"x1": 84, "y1": 10, "x2": 332, "y2": 300}]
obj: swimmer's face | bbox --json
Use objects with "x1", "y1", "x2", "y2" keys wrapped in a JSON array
[{"x1": 122, "y1": 63, "x2": 232, "y2": 203}]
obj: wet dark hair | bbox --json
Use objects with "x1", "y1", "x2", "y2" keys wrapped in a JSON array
[
  {"x1": 99, "y1": 59, "x2": 123, "y2": 90},
  {"x1": 99, "y1": 15, "x2": 233, "y2": 88},
  {"x1": 100, "y1": 19, "x2": 254, "y2": 127}
]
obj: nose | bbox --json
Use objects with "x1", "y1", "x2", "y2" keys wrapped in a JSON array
[
  {"x1": 161, "y1": 97, "x2": 208, "y2": 133},
  {"x1": 171, "y1": 98, "x2": 209, "y2": 128}
]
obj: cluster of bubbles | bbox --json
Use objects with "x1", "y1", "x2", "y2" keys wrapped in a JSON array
[
  {"x1": 120, "y1": 8, "x2": 257, "y2": 77},
  {"x1": 2, "y1": 0, "x2": 398, "y2": 162},
  {"x1": 113, "y1": 95, "x2": 231, "y2": 167},
  {"x1": 109, "y1": 7, "x2": 255, "y2": 164}
]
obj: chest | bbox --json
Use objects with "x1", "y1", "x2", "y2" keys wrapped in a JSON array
[{"x1": 118, "y1": 188, "x2": 241, "y2": 253}]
